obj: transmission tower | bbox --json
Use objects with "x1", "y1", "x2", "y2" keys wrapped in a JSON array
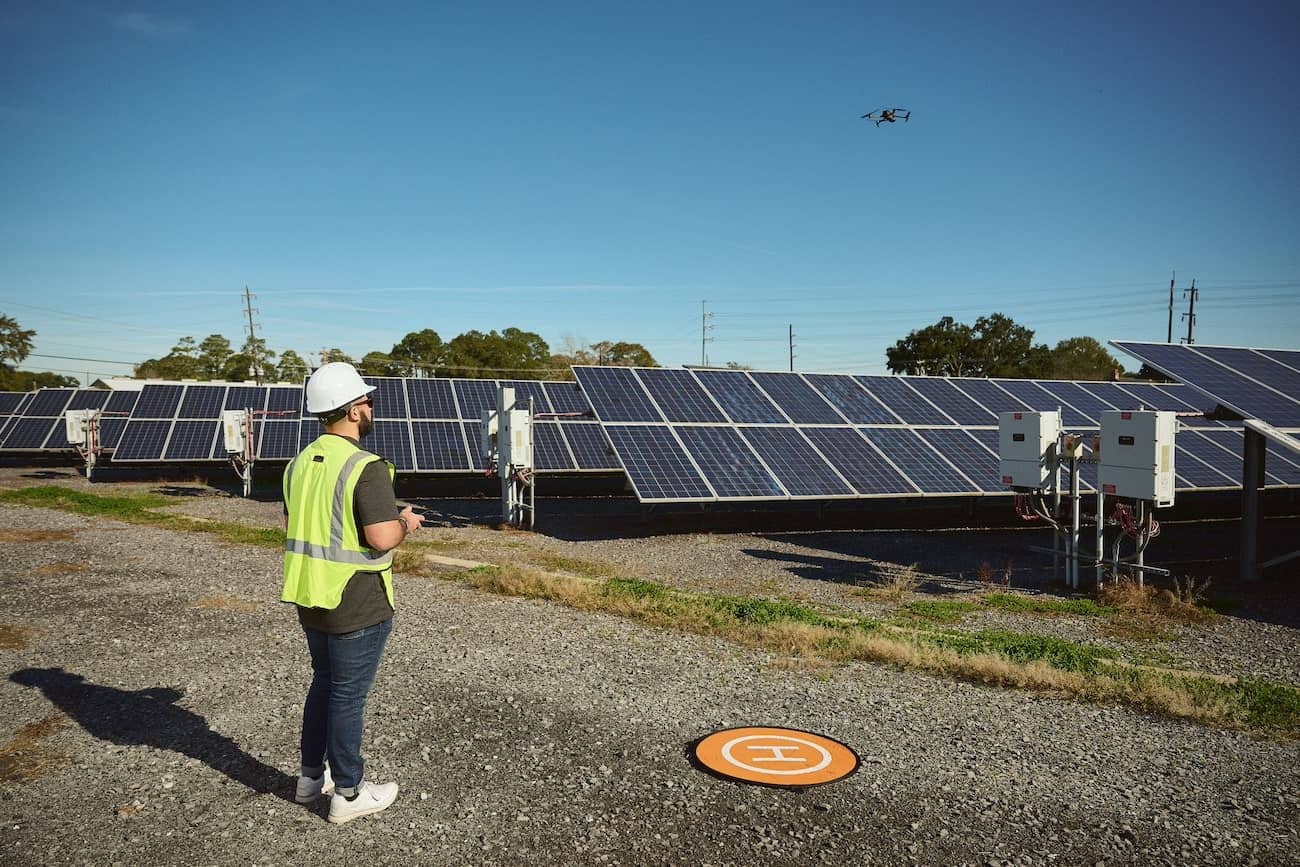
[{"x1": 242, "y1": 286, "x2": 265, "y2": 385}]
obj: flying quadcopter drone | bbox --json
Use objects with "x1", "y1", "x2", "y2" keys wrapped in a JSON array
[{"x1": 861, "y1": 108, "x2": 910, "y2": 127}]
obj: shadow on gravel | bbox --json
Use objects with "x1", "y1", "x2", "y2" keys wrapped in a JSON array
[
  {"x1": 9, "y1": 667, "x2": 296, "y2": 804},
  {"x1": 741, "y1": 547, "x2": 970, "y2": 595}
]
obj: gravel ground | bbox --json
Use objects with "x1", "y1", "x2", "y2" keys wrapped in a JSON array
[{"x1": 2, "y1": 469, "x2": 1299, "y2": 865}]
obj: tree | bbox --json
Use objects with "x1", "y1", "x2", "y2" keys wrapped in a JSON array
[
  {"x1": 1, "y1": 370, "x2": 79, "y2": 390},
  {"x1": 389, "y1": 329, "x2": 445, "y2": 376},
  {"x1": 278, "y1": 350, "x2": 309, "y2": 382},
  {"x1": 1131, "y1": 362, "x2": 1172, "y2": 382},
  {"x1": 0, "y1": 314, "x2": 36, "y2": 366},
  {"x1": 359, "y1": 351, "x2": 401, "y2": 376},
  {"x1": 589, "y1": 341, "x2": 658, "y2": 367},
  {"x1": 445, "y1": 328, "x2": 551, "y2": 379},
  {"x1": 196, "y1": 334, "x2": 234, "y2": 379},
  {"x1": 886, "y1": 313, "x2": 1054, "y2": 378},
  {"x1": 239, "y1": 335, "x2": 277, "y2": 382},
  {"x1": 1046, "y1": 337, "x2": 1124, "y2": 381},
  {"x1": 885, "y1": 316, "x2": 974, "y2": 376},
  {"x1": 319, "y1": 348, "x2": 355, "y2": 365}
]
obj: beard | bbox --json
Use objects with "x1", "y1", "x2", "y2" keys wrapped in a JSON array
[{"x1": 358, "y1": 414, "x2": 374, "y2": 438}]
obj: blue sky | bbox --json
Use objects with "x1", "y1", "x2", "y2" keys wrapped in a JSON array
[{"x1": 2, "y1": 1, "x2": 1298, "y2": 383}]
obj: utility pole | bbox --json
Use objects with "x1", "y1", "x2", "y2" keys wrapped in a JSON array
[
  {"x1": 1181, "y1": 279, "x2": 1198, "y2": 344},
  {"x1": 788, "y1": 324, "x2": 795, "y2": 372},
  {"x1": 1167, "y1": 271, "x2": 1175, "y2": 343},
  {"x1": 701, "y1": 301, "x2": 714, "y2": 367},
  {"x1": 242, "y1": 285, "x2": 263, "y2": 385}
]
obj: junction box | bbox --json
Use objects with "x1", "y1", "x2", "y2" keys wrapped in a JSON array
[
  {"x1": 1097, "y1": 410, "x2": 1176, "y2": 506},
  {"x1": 998, "y1": 410, "x2": 1061, "y2": 489}
]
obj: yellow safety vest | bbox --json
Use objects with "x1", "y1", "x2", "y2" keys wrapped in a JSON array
[{"x1": 281, "y1": 434, "x2": 395, "y2": 610}]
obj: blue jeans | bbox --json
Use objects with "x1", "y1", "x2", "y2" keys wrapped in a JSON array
[{"x1": 300, "y1": 617, "x2": 392, "y2": 791}]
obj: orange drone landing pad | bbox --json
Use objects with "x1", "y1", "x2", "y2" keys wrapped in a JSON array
[{"x1": 692, "y1": 726, "x2": 859, "y2": 787}]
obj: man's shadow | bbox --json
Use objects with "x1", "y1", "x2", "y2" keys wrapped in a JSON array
[{"x1": 11, "y1": 667, "x2": 297, "y2": 805}]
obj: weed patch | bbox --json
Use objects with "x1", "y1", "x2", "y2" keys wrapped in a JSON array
[
  {"x1": 530, "y1": 552, "x2": 620, "y2": 579},
  {"x1": 860, "y1": 564, "x2": 920, "y2": 602},
  {"x1": 0, "y1": 624, "x2": 39, "y2": 649},
  {"x1": 0, "y1": 529, "x2": 77, "y2": 543},
  {"x1": 981, "y1": 592, "x2": 1112, "y2": 617},
  {"x1": 0, "y1": 715, "x2": 70, "y2": 783},
  {"x1": 32, "y1": 561, "x2": 90, "y2": 577},
  {"x1": 899, "y1": 600, "x2": 979, "y2": 624}
]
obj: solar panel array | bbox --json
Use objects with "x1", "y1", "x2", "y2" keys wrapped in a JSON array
[
  {"x1": 99, "y1": 377, "x2": 618, "y2": 474},
  {"x1": 571, "y1": 366, "x2": 1277, "y2": 503},
  {"x1": 6, "y1": 367, "x2": 1298, "y2": 504},
  {"x1": 1111, "y1": 341, "x2": 1300, "y2": 428},
  {"x1": 0, "y1": 388, "x2": 140, "y2": 452}
]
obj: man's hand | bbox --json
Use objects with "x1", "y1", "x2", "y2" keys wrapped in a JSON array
[{"x1": 398, "y1": 505, "x2": 425, "y2": 533}]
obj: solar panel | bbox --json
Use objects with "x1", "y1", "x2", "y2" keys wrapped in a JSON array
[
  {"x1": 1193, "y1": 347, "x2": 1300, "y2": 397},
  {"x1": 674, "y1": 426, "x2": 785, "y2": 498},
  {"x1": 693, "y1": 370, "x2": 787, "y2": 424},
  {"x1": 257, "y1": 420, "x2": 302, "y2": 460},
  {"x1": 1171, "y1": 445, "x2": 1236, "y2": 489},
  {"x1": 406, "y1": 379, "x2": 459, "y2": 420},
  {"x1": 25, "y1": 388, "x2": 76, "y2": 417},
  {"x1": 560, "y1": 422, "x2": 621, "y2": 470},
  {"x1": 0, "y1": 392, "x2": 27, "y2": 414},
  {"x1": 452, "y1": 379, "x2": 501, "y2": 422},
  {"x1": 543, "y1": 381, "x2": 592, "y2": 415},
  {"x1": 604, "y1": 425, "x2": 714, "y2": 501},
  {"x1": 799, "y1": 427, "x2": 919, "y2": 495},
  {"x1": 224, "y1": 386, "x2": 268, "y2": 412},
  {"x1": 178, "y1": 385, "x2": 228, "y2": 419},
  {"x1": 1175, "y1": 429, "x2": 1246, "y2": 484},
  {"x1": 948, "y1": 379, "x2": 1028, "y2": 416},
  {"x1": 988, "y1": 379, "x2": 1060, "y2": 414},
  {"x1": 860, "y1": 428, "x2": 979, "y2": 494},
  {"x1": 366, "y1": 421, "x2": 414, "y2": 470},
  {"x1": 748, "y1": 372, "x2": 844, "y2": 424},
  {"x1": 461, "y1": 422, "x2": 487, "y2": 470},
  {"x1": 1111, "y1": 342, "x2": 1300, "y2": 427},
  {"x1": 1258, "y1": 349, "x2": 1300, "y2": 372},
  {"x1": 266, "y1": 385, "x2": 302, "y2": 415},
  {"x1": 113, "y1": 420, "x2": 172, "y2": 461},
  {"x1": 364, "y1": 377, "x2": 409, "y2": 419},
  {"x1": 918, "y1": 429, "x2": 1004, "y2": 492},
  {"x1": 1, "y1": 417, "x2": 60, "y2": 450},
  {"x1": 856, "y1": 377, "x2": 954, "y2": 425},
  {"x1": 1033, "y1": 381, "x2": 1108, "y2": 428},
  {"x1": 904, "y1": 378, "x2": 997, "y2": 425},
  {"x1": 104, "y1": 390, "x2": 141, "y2": 415},
  {"x1": 634, "y1": 368, "x2": 727, "y2": 423},
  {"x1": 501, "y1": 380, "x2": 553, "y2": 414},
  {"x1": 804, "y1": 374, "x2": 900, "y2": 424},
  {"x1": 532, "y1": 422, "x2": 576, "y2": 471},
  {"x1": 737, "y1": 427, "x2": 853, "y2": 497},
  {"x1": 411, "y1": 421, "x2": 472, "y2": 471},
  {"x1": 67, "y1": 389, "x2": 110, "y2": 411},
  {"x1": 131, "y1": 384, "x2": 185, "y2": 419},
  {"x1": 298, "y1": 420, "x2": 320, "y2": 451},
  {"x1": 1195, "y1": 428, "x2": 1297, "y2": 487},
  {"x1": 571, "y1": 367, "x2": 662, "y2": 422},
  {"x1": 1263, "y1": 439, "x2": 1300, "y2": 485},
  {"x1": 99, "y1": 418, "x2": 129, "y2": 450},
  {"x1": 164, "y1": 420, "x2": 220, "y2": 460}
]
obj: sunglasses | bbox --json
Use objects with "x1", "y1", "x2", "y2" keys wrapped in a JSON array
[{"x1": 354, "y1": 396, "x2": 374, "y2": 409}]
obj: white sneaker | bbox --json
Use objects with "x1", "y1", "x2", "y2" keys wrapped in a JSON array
[
  {"x1": 295, "y1": 766, "x2": 335, "y2": 803},
  {"x1": 327, "y1": 781, "x2": 398, "y2": 825}
]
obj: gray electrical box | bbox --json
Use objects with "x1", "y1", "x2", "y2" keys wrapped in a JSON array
[
  {"x1": 1098, "y1": 410, "x2": 1176, "y2": 506},
  {"x1": 998, "y1": 411, "x2": 1061, "y2": 489}
]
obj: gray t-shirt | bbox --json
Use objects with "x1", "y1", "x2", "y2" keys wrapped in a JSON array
[{"x1": 291, "y1": 435, "x2": 400, "y2": 634}]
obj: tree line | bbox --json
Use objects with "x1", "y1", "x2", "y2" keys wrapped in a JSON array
[{"x1": 2, "y1": 310, "x2": 1155, "y2": 390}]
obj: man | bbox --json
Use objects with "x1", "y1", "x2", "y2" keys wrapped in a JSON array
[{"x1": 282, "y1": 362, "x2": 425, "y2": 824}]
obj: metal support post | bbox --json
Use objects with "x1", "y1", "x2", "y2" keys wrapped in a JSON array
[
  {"x1": 1095, "y1": 488, "x2": 1105, "y2": 587},
  {"x1": 1240, "y1": 429, "x2": 1264, "y2": 582},
  {"x1": 1069, "y1": 458, "x2": 1081, "y2": 589},
  {"x1": 1135, "y1": 500, "x2": 1145, "y2": 587}
]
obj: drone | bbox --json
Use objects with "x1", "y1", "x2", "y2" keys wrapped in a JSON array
[{"x1": 861, "y1": 108, "x2": 910, "y2": 127}]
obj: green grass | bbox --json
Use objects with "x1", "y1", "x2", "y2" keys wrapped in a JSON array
[
  {"x1": 604, "y1": 576, "x2": 673, "y2": 602},
  {"x1": 899, "y1": 600, "x2": 980, "y2": 624},
  {"x1": 0, "y1": 486, "x2": 283, "y2": 551},
  {"x1": 923, "y1": 628, "x2": 1116, "y2": 674},
  {"x1": 704, "y1": 595, "x2": 842, "y2": 628},
  {"x1": 981, "y1": 592, "x2": 1113, "y2": 617}
]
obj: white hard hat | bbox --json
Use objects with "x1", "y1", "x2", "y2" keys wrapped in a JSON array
[{"x1": 305, "y1": 362, "x2": 376, "y2": 414}]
